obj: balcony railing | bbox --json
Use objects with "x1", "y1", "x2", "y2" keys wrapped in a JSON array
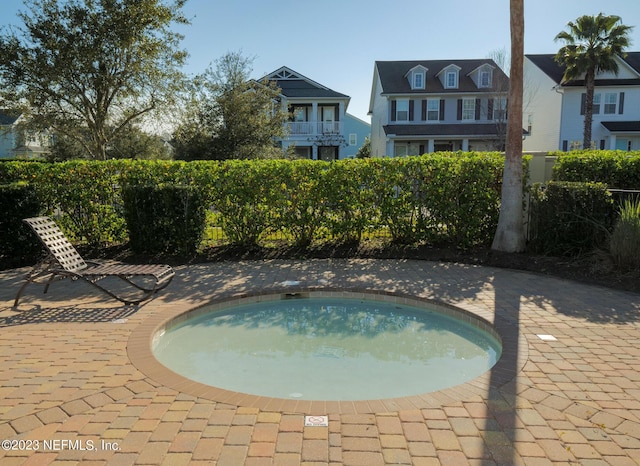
[{"x1": 287, "y1": 121, "x2": 343, "y2": 135}]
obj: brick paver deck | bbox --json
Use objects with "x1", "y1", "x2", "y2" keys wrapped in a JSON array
[{"x1": 1, "y1": 259, "x2": 639, "y2": 465}]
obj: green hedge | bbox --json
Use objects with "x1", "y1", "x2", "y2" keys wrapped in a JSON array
[
  {"x1": 552, "y1": 150, "x2": 640, "y2": 189},
  {"x1": 122, "y1": 185, "x2": 207, "y2": 255},
  {"x1": 0, "y1": 183, "x2": 43, "y2": 259},
  {"x1": 528, "y1": 181, "x2": 615, "y2": 256},
  {"x1": 0, "y1": 153, "x2": 515, "y2": 252}
]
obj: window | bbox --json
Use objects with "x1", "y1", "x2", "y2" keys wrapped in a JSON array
[
  {"x1": 292, "y1": 106, "x2": 307, "y2": 122},
  {"x1": 592, "y1": 94, "x2": 601, "y2": 114},
  {"x1": 349, "y1": 133, "x2": 357, "y2": 146},
  {"x1": 604, "y1": 93, "x2": 617, "y2": 114},
  {"x1": 396, "y1": 99, "x2": 409, "y2": 121},
  {"x1": 479, "y1": 70, "x2": 491, "y2": 87},
  {"x1": 427, "y1": 99, "x2": 439, "y2": 121},
  {"x1": 414, "y1": 72, "x2": 424, "y2": 89},
  {"x1": 493, "y1": 98, "x2": 507, "y2": 120},
  {"x1": 446, "y1": 71, "x2": 458, "y2": 89},
  {"x1": 462, "y1": 98, "x2": 475, "y2": 120}
]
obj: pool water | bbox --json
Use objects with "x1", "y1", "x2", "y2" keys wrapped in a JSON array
[{"x1": 153, "y1": 296, "x2": 501, "y2": 400}]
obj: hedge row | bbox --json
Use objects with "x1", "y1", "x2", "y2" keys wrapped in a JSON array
[
  {"x1": 0, "y1": 153, "x2": 510, "y2": 250},
  {"x1": 528, "y1": 181, "x2": 616, "y2": 256},
  {"x1": 552, "y1": 150, "x2": 640, "y2": 189}
]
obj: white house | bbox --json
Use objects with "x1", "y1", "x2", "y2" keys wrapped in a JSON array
[
  {"x1": 368, "y1": 59, "x2": 510, "y2": 157},
  {"x1": 523, "y1": 53, "x2": 640, "y2": 152},
  {"x1": 0, "y1": 109, "x2": 48, "y2": 159},
  {"x1": 262, "y1": 67, "x2": 353, "y2": 160}
]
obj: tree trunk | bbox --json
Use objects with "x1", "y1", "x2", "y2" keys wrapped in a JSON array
[
  {"x1": 583, "y1": 68, "x2": 595, "y2": 149},
  {"x1": 491, "y1": 0, "x2": 526, "y2": 253}
]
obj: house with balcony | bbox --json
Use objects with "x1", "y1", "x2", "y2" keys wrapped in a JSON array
[
  {"x1": 523, "y1": 53, "x2": 640, "y2": 152},
  {"x1": 368, "y1": 59, "x2": 510, "y2": 157},
  {"x1": 262, "y1": 66, "x2": 353, "y2": 160}
]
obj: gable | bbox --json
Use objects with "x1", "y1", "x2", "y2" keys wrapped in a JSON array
[{"x1": 262, "y1": 66, "x2": 350, "y2": 99}]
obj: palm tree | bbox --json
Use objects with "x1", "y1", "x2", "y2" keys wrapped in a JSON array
[
  {"x1": 491, "y1": 0, "x2": 525, "y2": 252},
  {"x1": 555, "y1": 14, "x2": 633, "y2": 150}
]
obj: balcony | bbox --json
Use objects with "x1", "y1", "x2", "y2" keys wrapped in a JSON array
[{"x1": 287, "y1": 121, "x2": 343, "y2": 136}]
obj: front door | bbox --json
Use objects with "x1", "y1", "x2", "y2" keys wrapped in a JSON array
[
  {"x1": 616, "y1": 138, "x2": 630, "y2": 151},
  {"x1": 318, "y1": 146, "x2": 338, "y2": 161}
]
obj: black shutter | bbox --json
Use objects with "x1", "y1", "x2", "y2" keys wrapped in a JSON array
[
  {"x1": 419, "y1": 144, "x2": 425, "y2": 154},
  {"x1": 335, "y1": 105, "x2": 339, "y2": 121},
  {"x1": 457, "y1": 99, "x2": 462, "y2": 120},
  {"x1": 391, "y1": 100, "x2": 396, "y2": 121},
  {"x1": 580, "y1": 94, "x2": 586, "y2": 115},
  {"x1": 439, "y1": 99, "x2": 445, "y2": 121},
  {"x1": 474, "y1": 99, "x2": 481, "y2": 120},
  {"x1": 422, "y1": 100, "x2": 427, "y2": 120},
  {"x1": 487, "y1": 99, "x2": 494, "y2": 120},
  {"x1": 562, "y1": 140, "x2": 568, "y2": 151},
  {"x1": 600, "y1": 140, "x2": 605, "y2": 150},
  {"x1": 619, "y1": 92, "x2": 625, "y2": 114},
  {"x1": 409, "y1": 100, "x2": 414, "y2": 121}
]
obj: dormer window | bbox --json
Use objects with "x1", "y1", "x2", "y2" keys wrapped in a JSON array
[
  {"x1": 445, "y1": 71, "x2": 458, "y2": 89},
  {"x1": 406, "y1": 65, "x2": 428, "y2": 90},
  {"x1": 480, "y1": 70, "x2": 492, "y2": 88}
]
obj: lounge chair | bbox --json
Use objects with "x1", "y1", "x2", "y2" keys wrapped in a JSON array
[{"x1": 14, "y1": 216, "x2": 175, "y2": 307}]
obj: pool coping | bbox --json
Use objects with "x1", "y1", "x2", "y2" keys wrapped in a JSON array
[{"x1": 128, "y1": 287, "x2": 527, "y2": 415}]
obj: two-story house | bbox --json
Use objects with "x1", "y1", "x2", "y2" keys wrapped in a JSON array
[
  {"x1": 368, "y1": 59, "x2": 509, "y2": 157},
  {"x1": 262, "y1": 66, "x2": 360, "y2": 160},
  {"x1": 523, "y1": 52, "x2": 640, "y2": 152},
  {"x1": 0, "y1": 109, "x2": 48, "y2": 159}
]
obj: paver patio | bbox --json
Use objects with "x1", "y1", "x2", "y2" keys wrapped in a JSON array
[{"x1": 0, "y1": 258, "x2": 639, "y2": 465}]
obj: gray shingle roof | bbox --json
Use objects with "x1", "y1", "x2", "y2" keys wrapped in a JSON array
[
  {"x1": 527, "y1": 52, "x2": 640, "y2": 85},
  {"x1": 375, "y1": 59, "x2": 508, "y2": 95},
  {"x1": 0, "y1": 109, "x2": 20, "y2": 126}
]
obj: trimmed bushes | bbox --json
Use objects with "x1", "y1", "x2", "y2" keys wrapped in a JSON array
[
  {"x1": 528, "y1": 181, "x2": 615, "y2": 256},
  {"x1": 122, "y1": 185, "x2": 207, "y2": 255},
  {"x1": 0, "y1": 153, "x2": 514, "y2": 253},
  {"x1": 552, "y1": 150, "x2": 640, "y2": 189},
  {"x1": 0, "y1": 183, "x2": 43, "y2": 259}
]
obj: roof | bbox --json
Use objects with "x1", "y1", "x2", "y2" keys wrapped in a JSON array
[
  {"x1": 261, "y1": 66, "x2": 349, "y2": 100},
  {"x1": 526, "y1": 52, "x2": 640, "y2": 86},
  {"x1": 601, "y1": 121, "x2": 640, "y2": 133},
  {"x1": 0, "y1": 109, "x2": 20, "y2": 126},
  {"x1": 375, "y1": 59, "x2": 508, "y2": 95},
  {"x1": 383, "y1": 123, "x2": 505, "y2": 137}
]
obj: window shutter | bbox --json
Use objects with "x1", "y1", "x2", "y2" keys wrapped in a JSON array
[
  {"x1": 391, "y1": 100, "x2": 396, "y2": 121},
  {"x1": 562, "y1": 140, "x2": 568, "y2": 151},
  {"x1": 419, "y1": 144, "x2": 425, "y2": 154},
  {"x1": 422, "y1": 100, "x2": 427, "y2": 120},
  {"x1": 439, "y1": 99, "x2": 445, "y2": 121},
  {"x1": 457, "y1": 99, "x2": 462, "y2": 120},
  {"x1": 487, "y1": 99, "x2": 494, "y2": 120},
  {"x1": 580, "y1": 94, "x2": 586, "y2": 115},
  {"x1": 409, "y1": 100, "x2": 414, "y2": 121},
  {"x1": 600, "y1": 140, "x2": 605, "y2": 150},
  {"x1": 619, "y1": 92, "x2": 625, "y2": 114},
  {"x1": 335, "y1": 105, "x2": 340, "y2": 121},
  {"x1": 475, "y1": 99, "x2": 481, "y2": 120}
]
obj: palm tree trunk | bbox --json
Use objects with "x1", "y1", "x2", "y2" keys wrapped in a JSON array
[
  {"x1": 583, "y1": 68, "x2": 595, "y2": 149},
  {"x1": 491, "y1": 0, "x2": 525, "y2": 252}
]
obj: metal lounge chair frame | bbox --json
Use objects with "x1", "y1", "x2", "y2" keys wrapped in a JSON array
[{"x1": 14, "y1": 216, "x2": 175, "y2": 307}]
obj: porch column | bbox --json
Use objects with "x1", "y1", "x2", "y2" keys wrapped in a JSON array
[
  {"x1": 428, "y1": 140, "x2": 435, "y2": 153},
  {"x1": 312, "y1": 103, "x2": 318, "y2": 135},
  {"x1": 609, "y1": 134, "x2": 617, "y2": 150},
  {"x1": 312, "y1": 145, "x2": 318, "y2": 160},
  {"x1": 462, "y1": 139, "x2": 469, "y2": 151}
]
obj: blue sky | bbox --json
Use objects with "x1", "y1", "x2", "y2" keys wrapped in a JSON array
[{"x1": 3, "y1": 0, "x2": 640, "y2": 122}]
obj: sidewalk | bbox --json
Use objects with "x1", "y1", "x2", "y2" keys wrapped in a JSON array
[{"x1": 1, "y1": 259, "x2": 639, "y2": 465}]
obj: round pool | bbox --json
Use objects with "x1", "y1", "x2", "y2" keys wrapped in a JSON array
[{"x1": 152, "y1": 293, "x2": 501, "y2": 401}]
